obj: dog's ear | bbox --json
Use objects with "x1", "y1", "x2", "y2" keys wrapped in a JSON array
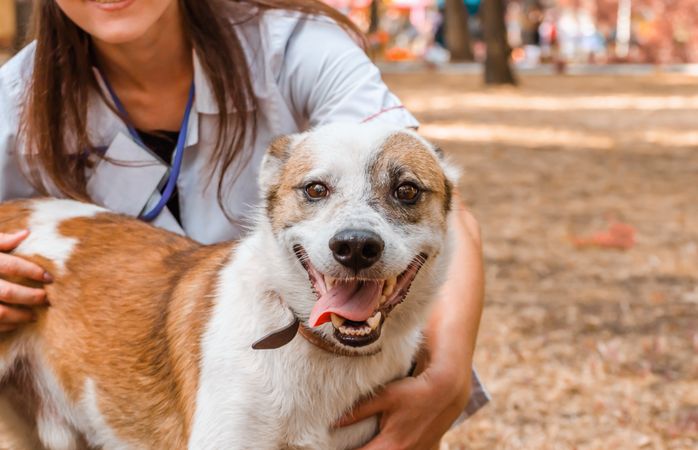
[
  {"x1": 432, "y1": 145, "x2": 461, "y2": 187},
  {"x1": 259, "y1": 135, "x2": 294, "y2": 193},
  {"x1": 429, "y1": 144, "x2": 462, "y2": 214}
]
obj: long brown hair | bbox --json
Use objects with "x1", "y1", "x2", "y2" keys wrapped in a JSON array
[{"x1": 22, "y1": 0, "x2": 362, "y2": 214}]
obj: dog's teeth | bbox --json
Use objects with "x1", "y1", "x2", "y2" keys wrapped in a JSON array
[
  {"x1": 383, "y1": 277, "x2": 397, "y2": 297},
  {"x1": 379, "y1": 295, "x2": 387, "y2": 305},
  {"x1": 367, "y1": 312, "x2": 382, "y2": 330},
  {"x1": 330, "y1": 313, "x2": 345, "y2": 328},
  {"x1": 325, "y1": 275, "x2": 336, "y2": 290},
  {"x1": 338, "y1": 324, "x2": 372, "y2": 336}
]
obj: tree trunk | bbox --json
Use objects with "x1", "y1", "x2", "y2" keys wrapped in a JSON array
[
  {"x1": 482, "y1": 0, "x2": 517, "y2": 85},
  {"x1": 0, "y1": 0, "x2": 16, "y2": 50},
  {"x1": 369, "y1": 0, "x2": 380, "y2": 34},
  {"x1": 615, "y1": 0, "x2": 632, "y2": 59},
  {"x1": 13, "y1": 0, "x2": 32, "y2": 52},
  {"x1": 445, "y1": 0, "x2": 474, "y2": 61}
]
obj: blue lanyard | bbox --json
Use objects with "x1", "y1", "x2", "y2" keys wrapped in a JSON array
[{"x1": 101, "y1": 74, "x2": 195, "y2": 222}]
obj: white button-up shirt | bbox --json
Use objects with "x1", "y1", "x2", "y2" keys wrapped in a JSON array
[{"x1": 0, "y1": 10, "x2": 487, "y2": 418}]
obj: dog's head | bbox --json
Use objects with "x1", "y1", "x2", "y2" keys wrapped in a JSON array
[{"x1": 259, "y1": 123, "x2": 458, "y2": 354}]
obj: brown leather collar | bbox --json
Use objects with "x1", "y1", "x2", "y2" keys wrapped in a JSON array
[
  {"x1": 251, "y1": 318, "x2": 301, "y2": 350},
  {"x1": 251, "y1": 317, "x2": 380, "y2": 357}
]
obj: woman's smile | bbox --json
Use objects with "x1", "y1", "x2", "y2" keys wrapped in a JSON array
[{"x1": 88, "y1": 0, "x2": 136, "y2": 12}]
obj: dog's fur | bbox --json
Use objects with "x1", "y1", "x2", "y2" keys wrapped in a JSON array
[{"x1": 0, "y1": 123, "x2": 457, "y2": 449}]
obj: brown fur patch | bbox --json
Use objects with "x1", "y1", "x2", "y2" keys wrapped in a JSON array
[
  {"x1": 267, "y1": 135, "x2": 292, "y2": 160},
  {"x1": 368, "y1": 132, "x2": 451, "y2": 229},
  {"x1": 0, "y1": 200, "x2": 31, "y2": 246},
  {"x1": 0, "y1": 200, "x2": 59, "y2": 286},
  {"x1": 266, "y1": 142, "x2": 317, "y2": 233},
  {"x1": 0, "y1": 200, "x2": 234, "y2": 448}
]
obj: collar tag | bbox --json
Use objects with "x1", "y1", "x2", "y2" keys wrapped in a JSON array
[{"x1": 251, "y1": 318, "x2": 300, "y2": 350}]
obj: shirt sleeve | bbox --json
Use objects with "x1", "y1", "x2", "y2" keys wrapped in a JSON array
[
  {"x1": 276, "y1": 16, "x2": 419, "y2": 129},
  {"x1": 0, "y1": 65, "x2": 38, "y2": 202}
]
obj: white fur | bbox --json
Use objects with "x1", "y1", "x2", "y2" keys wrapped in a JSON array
[
  {"x1": 79, "y1": 379, "x2": 134, "y2": 450},
  {"x1": 14, "y1": 199, "x2": 105, "y2": 272},
  {"x1": 34, "y1": 350, "x2": 81, "y2": 450},
  {"x1": 190, "y1": 229, "x2": 424, "y2": 449}
]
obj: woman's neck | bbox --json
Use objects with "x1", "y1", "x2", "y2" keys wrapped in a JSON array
[{"x1": 92, "y1": 1, "x2": 193, "y2": 93}]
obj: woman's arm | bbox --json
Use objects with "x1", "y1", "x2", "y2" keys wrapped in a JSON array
[
  {"x1": 426, "y1": 193, "x2": 484, "y2": 381},
  {"x1": 276, "y1": 15, "x2": 419, "y2": 129},
  {"x1": 338, "y1": 194, "x2": 485, "y2": 450}
]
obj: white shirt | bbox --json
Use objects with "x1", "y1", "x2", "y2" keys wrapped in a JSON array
[{"x1": 0, "y1": 10, "x2": 488, "y2": 418}]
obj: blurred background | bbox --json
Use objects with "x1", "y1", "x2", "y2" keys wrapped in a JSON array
[
  {"x1": 1, "y1": 1, "x2": 697, "y2": 449},
  {"x1": 328, "y1": 0, "x2": 698, "y2": 69}
]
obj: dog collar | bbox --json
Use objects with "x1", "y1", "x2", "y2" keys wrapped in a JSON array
[
  {"x1": 250, "y1": 298, "x2": 381, "y2": 358},
  {"x1": 251, "y1": 317, "x2": 300, "y2": 350}
]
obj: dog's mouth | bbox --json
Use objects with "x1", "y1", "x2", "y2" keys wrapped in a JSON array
[{"x1": 293, "y1": 245, "x2": 427, "y2": 348}]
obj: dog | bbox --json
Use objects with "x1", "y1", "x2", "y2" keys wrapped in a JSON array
[{"x1": 0, "y1": 122, "x2": 458, "y2": 449}]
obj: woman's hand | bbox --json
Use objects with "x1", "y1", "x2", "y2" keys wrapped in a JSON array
[
  {"x1": 336, "y1": 350, "x2": 472, "y2": 450},
  {"x1": 0, "y1": 231, "x2": 51, "y2": 332},
  {"x1": 338, "y1": 197, "x2": 485, "y2": 450}
]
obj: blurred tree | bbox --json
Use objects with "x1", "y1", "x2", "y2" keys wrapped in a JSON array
[
  {"x1": 595, "y1": 0, "x2": 698, "y2": 63},
  {"x1": 482, "y1": 0, "x2": 516, "y2": 85},
  {"x1": 445, "y1": 0, "x2": 474, "y2": 61},
  {"x1": 0, "y1": 0, "x2": 16, "y2": 50},
  {"x1": 369, "y1": 0, "x2": 380, "y2": 34},
  {"x1": 13, "y1": 0, "x2": 32, "y2": 52}
]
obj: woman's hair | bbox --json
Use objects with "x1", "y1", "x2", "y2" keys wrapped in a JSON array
[{"x1": 22, "y1": 0, "x2": 362, "y2": 214}]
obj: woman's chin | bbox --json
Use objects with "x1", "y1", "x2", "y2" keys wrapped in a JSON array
[
  {"x1": 89, "y1": 21, "x2": 155, "y2": 46},
  {"x1": 56, "y1": 0, "x2": 177, "y2": 46}
]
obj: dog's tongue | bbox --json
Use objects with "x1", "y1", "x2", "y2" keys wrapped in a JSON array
[{"x1": 309, "y1": 280, "x2": 384, "y2": 327}]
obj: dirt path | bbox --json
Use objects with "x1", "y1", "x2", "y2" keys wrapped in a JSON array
[{"x1": 384, "y1": 73, "x2": 698, "y2": 450}]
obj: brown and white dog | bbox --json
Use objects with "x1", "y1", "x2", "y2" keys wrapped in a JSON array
[{"x1": 0, "y1": 123, "x2": 458, "y2": 449}]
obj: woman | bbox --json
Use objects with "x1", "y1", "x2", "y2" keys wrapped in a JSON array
[{"x1": 0, "y1": 0, "x2": 487, "y2": 448}]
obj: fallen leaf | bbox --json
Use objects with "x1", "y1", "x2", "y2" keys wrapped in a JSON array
[{"x1": 571, "y1": 222, "x2": 637, "y2": 250}]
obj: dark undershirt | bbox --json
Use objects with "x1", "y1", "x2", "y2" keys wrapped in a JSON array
[{"x1": 136, "y1": 129, "x2": 182, "y2": 224}]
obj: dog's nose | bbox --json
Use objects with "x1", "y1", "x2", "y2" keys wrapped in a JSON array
[{"x1": 329, "y1": 229, "x2": 384, "y2": 271}]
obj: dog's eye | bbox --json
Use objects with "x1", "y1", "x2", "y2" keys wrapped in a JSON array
[
  {"x1": 394, "y1": 183, "x2": 421, "y2": 204},
  {"x1": 305, "y1": 182, "x2": 329, "y2": 200}
]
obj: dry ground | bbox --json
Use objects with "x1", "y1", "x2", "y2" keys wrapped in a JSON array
[{"x1": 383, "y1": 72, "x2": 698, "y2": 450}]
